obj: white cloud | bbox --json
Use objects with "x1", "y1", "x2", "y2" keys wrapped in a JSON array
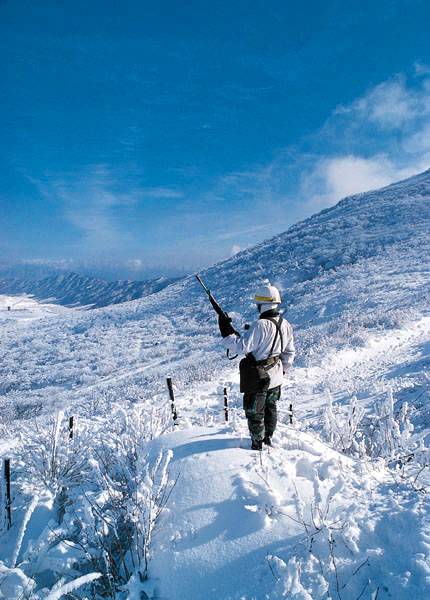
[
  {"x1": 29, "y1": 166, "x2": 184, "y2": 253},
  {"x1": 52, "y1": 167, "x2": 136, "y2": 249},
  {"x1": 357, "y1": 80, "x2": 417, "y2": 128},
  {"x1": 300, "y1": 155, "x2": 393, "y2": 209},
  {"x1": 217, "y1": 224, "x2": 269, "y2": 241},
  {"x1": 335, "y1": 75, "x2": 430, "y2": 130},
  {"x1": 414, "y1": 61, "x2": 430, "y2": 76},
  {"x1": 294, "y1": 71, "x2": 430, "y2": 212},
  {"x1": 199, "y1": 70, "x2": 430, "y2": 236},
  {"x1": 127, "y1": 258, "x2": 144, "y2": 270},
  {"x1": 230, "y1": 244, "x2": 241, "y2": 256},
  {"x1": 139, "y1": 187, "x2": 183, "y2": 199},
  {"x1": 403, "y1": 122, "x2": 430, "y2": 153},
  {"x1": 300, "y1": 153, "x2": 430, "y2": 212}
]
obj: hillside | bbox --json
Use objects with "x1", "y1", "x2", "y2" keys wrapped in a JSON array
[
  {"x1": 0, "y1": 271, "x2": 179, "y2": 308},
  {"x1": 1, "y1": 169, "x2": 429, "y2": 416},
  {"x1": 0, "y1": 169, "x2": 430, "y2": 599}
]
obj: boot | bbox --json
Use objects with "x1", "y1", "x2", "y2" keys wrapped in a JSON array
[
  {"x1": 263, "y1": 436, "x2": 272, "y2": 446},
  {"x1": 251, "y1": 439, "x2": 263, "y2": 451}
]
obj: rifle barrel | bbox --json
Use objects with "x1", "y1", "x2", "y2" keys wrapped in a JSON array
[
  {"x1": 195, "y1": 273, "x2": 240, "y2": 340},
  {"x1": 195, "y1": 273, "x2": 211, "y2": 295}
]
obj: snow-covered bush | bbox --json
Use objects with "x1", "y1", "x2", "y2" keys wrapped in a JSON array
[
  {"x1": 324, "y1": 394, "x2": 366, "y2": 456},
  {"x1": 268, "y1": 494, "x2": 377, "y2": 599},
  {"x1": 3, "y1": 399, "x2": 175, "y2": 598},
  {"x1": 0, "y1": 560, "x2": 36, "y2": 599},
  {"x1": 370, "y1": 391, "x2": 414, "y2": 459},
  {"x1": 19, "y1": 411, "x2": 94, "y2": 495},
  {"x1": 64, "y1": 446, "x2": 175, "y2": 596},
  {"x1": 0, "y1": 561, "x2": 101, "y2": 600},
  {"x1": 79, "y1": 402, "x2": 174, "y2": 592},
  {"x1": 324, "y1": 390, "x2": 415, "y2": 461}
]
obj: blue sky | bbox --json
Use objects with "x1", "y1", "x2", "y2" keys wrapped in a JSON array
[{"x1": 1, "y1": 0, "x2": 430, "y2": 278}]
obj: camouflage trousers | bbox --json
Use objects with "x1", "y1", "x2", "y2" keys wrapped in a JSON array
[{"x1": 243, "y1": 385, "x2": 281, "y2": 442}]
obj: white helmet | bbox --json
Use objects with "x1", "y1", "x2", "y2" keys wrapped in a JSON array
[{"x1": 254, "y1": 283, "x2": 281, "y2": 311}]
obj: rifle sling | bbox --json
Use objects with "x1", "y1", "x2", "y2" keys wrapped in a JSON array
[{"x1": 252, "y1": 316, "x2": 284, "y2": 367}]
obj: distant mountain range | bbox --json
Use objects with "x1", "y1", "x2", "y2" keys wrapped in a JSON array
[{"x1": 0, "y1": 271, "x2": 180, "y2": 308}]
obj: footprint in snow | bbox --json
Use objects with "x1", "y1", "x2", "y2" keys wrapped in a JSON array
[{"x1": 295, "y1": 457, "x2": 318, "y2": 480}]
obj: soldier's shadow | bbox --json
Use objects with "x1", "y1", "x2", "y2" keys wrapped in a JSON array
[
  {"x1": 177, "y1": 473, "x2": 270, "y2": 549},
  {"x1": 170, "y1": 436, "x2": 243, "y2": 462}
]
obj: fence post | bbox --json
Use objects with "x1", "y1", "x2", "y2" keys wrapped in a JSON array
[
  {"x1": 166, "y1": 378, "x2": 178, "y2": 425},
  {"x1": 289, "y1": 403, "x2": 293, "y2": 425},
  {"x1": 223, "y1": 387, "x2": 229, "y2": 422},
  {"x1": 68, "y1": 416, "x2": 74, "y2": 440},
  {"x1": 4, "y1": 459, "x2": 12, "y2": 529}
]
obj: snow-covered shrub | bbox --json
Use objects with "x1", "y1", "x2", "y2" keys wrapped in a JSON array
[
  {"x1": 268, "y1": 497, "x2": 376, "y2": 600},
  {"x1": 26, "y1": 401, "x2": 174, "y2": 596},
  {"x1": 0, "y1": 561, "x2": 100, "y2": 600},
  {"x1": 92, "y1": 402, "x2": 175, "y2": 586},
  {"x1": 2, "y1": 399, "x2": 175, "y2": 598},
  {"x1": 0, "y1": 560, "x2": 36, "y2": 599},
  {"x1": 324, "y1": 394, "x2": 366, "y2": 456},
  {"x1": 19, "y1": 411, "x2": 94, "y2": 495},
  {"x1": 69, "y1": 447, "x2": 175, "y2": 596},
  {"x1": 324, "y1": 390, "x2": 415, "y2": 462},
  {"x1": 43, "y1": 572, "x2": 102, "y2": 600},
  {"x1": 107, "y1": 400, "x2": 172, "y2": 458},
  {"x1": 10, "y1": 495, "x2": 39, "y2": 568},
  {"x1": 369, "y1": 391, "x2": 414, "y2": 459}
]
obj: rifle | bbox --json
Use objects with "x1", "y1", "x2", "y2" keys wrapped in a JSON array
[{"x1": 195, "y1": 274, "x2": 240, "y2": 359}]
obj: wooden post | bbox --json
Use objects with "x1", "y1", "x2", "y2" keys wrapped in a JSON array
[
  {"x1": 289, "y1": 403, "x2": 293, "y2": 425},
  {"x1": 4, "y1": 459, "x2": 12, "y2": 529},
  {"x1": 223, "y1": 387, "x2": 229, "y2": 422},
  {"x1": 68, "y1": 416, "x2": 74, "y2": 440},
  {"x1": 166, "y1": 378, "x2": 178, "y2": 424}
]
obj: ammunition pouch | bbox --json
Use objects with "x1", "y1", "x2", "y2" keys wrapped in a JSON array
[{"x1": 239, "y1": 354, "x2": 280, "y2": 393}]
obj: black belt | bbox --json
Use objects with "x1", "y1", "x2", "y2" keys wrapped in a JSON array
[{"x1": 256, "y1": 355, "x2": 280, "y2": 369}]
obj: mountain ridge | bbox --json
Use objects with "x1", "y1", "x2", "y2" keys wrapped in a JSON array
[{"x1": 0, "y1": 271, "x2": 180, "y2": 308}]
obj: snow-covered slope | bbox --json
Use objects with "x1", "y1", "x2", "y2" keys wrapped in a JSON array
[
  {"x1": 1, "y1": 168, "x2": 429, "y2": 417},
  {"x1": 0, "y1": 271, "x2": 179, "y2": 308},
  {"x1": 0, "y1": 294, "x2": 72, "y2": 323},
  {"x1": 1, "y1": 169, "x2": 430, "y2": 599}
]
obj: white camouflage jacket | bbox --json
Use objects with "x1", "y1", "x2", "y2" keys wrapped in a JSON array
[{"x1": 223, "y1": 312, "x2": 295, "y2": 390}]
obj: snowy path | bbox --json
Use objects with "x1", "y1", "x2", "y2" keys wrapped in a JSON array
[
  {"x1": 142, "y1": 424, "x2": 430, "y2": 600},
  {"x1": 146, "y1": 426, "x2": 338, "y2": 599}
]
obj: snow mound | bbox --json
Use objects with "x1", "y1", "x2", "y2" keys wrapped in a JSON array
[{"x1": 143, "y1": 425, "x2": 430, "y2": 599}]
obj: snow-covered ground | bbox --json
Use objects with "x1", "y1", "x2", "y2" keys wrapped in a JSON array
[
  {"x1": 1, "y1": 169, "x2": 430, "y2": 598},
  {"x1": 0, "y1": 295, "x2": 71, "y2": 323},
  {"x1": 145, "y1": 424, "x2": 429, "y2": 599}
]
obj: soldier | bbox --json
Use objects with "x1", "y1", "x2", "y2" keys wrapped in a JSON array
[{"x1": 219, "y1": 283, "x2": 295, "y2": 450}]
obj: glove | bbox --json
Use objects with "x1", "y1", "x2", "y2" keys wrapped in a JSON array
[{"x1": 218, "y1": 314, "x2": 235, "y2": 338}]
